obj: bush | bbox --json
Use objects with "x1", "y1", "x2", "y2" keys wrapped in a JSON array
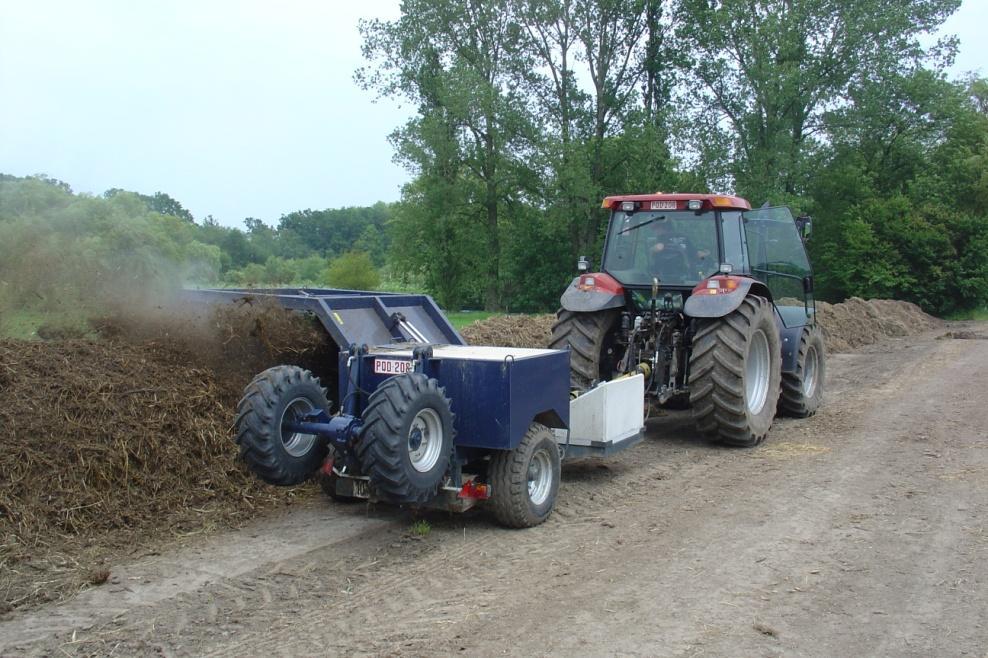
[{"x1": 324, "y1": 251, "x2": 380, "y2": 290}]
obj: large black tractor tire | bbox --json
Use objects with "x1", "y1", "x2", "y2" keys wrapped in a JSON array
[
  {"x1": 489, "y1": 423, "x2": 561, "y2": 528},
  {"x1": 549, "y1": 309, "x2": 622, "y2": 390},
  {"x1": 779, "y1": 325, "x2": 826, "y2": 418},
  {"x1": 235, "y1": 366, "x2": 330, "y2": 486},
  {"x1": 357, "y1": 373, "x2": 455, "y2": 504},
  {"x1": 689, "y1": 296, "x2": 782, "y2": 447}
]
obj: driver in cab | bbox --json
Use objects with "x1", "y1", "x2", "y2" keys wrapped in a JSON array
[{"x1": 648, "y1": 220, "x2": 711, "y2": 281}]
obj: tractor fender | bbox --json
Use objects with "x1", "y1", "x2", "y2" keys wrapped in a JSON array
[
  {"x1": 779, "y1": 323, "x2": 805, "y2": 374},
  {"x1": 684, "y1": 278, "x2": 772, "y2": 319},
  {"x1": 560, "y1": 272, "x2": 626, "y2": 313}
]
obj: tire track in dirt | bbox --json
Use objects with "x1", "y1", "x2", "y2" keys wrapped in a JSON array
[
  {"x1": 191, "y1": 347, "x2": 938, "y2": 654},
  {"x1": 4, "y1": 328, "x2": 984, "y2": 657}
]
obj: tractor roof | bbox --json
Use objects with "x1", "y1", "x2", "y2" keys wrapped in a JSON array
[{"x1": 601, "y1": 193, "x2": 751, "y2": 211}]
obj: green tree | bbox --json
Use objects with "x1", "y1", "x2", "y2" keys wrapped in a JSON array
[
  {"x1": 673, "y1": 0, "x2": 960, "y2": 203},
  {"x1": 359, "y1": 0, "x2": 536, "y2": 310},
  {"x1": 324, "y1": 251, "x2": 381, "y2": 291}
]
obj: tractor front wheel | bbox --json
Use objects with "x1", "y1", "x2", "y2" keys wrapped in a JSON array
[
  {"x1": 689, "y1": 296, "x2": 782, "y2": 447},
  {"x1": 357, "y1": 373, "x2": 455, "y2": 504},
  {"x1": 234, "y1": 366, "x2": 331, "y2": 486},
  {"x1": 489, "y1": 423, "x2": 561, "y2": 528},
  {"x1": 779, "y1": 325, "x2": 826, "y2": 417}
]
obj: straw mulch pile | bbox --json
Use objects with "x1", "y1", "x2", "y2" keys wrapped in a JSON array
[
  {"x1": 0, "y1": 301, "x2": 335, "y2": 615},
  {"x1": 460, "y1": 314, "x2": 556, "y2": 348},
  {"x1": 459, "y1": 299, "x2": 942, "y2": 354}
]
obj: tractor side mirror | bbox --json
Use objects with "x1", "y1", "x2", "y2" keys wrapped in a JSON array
[
  {"x1": 795, "y1": 214, "x2": 812, "y2": 241},
  {"x1": 802, "y1": 275, "x2": 814, "y2": 294},
  {"x1": 577, "y1": 256, "x2": 590, "y2": 273}
]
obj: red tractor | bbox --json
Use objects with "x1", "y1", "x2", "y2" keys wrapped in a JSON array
[{"x1": 550, "y1": 193, "x2": 824, "y2": 446}]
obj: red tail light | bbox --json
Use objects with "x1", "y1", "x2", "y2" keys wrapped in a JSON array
[
  {"x1": 576, "y1": 272, "x2": 624, "y2": 294},
  {"x1": 693, "y1": 275, "x2": 744, "y2": 296},
  {"x1": 458, "y1": 480, "x2": 491, "y2": 500}
]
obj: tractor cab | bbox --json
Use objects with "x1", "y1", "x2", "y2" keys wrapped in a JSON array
[{"x1": 574, "y1": 193, "x2": 814, "y2": 324}]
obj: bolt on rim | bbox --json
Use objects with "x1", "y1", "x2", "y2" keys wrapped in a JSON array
[
  {"x1": 745, "y1": 329, "x2": 770, "y2": 415},
  {"x1": 527, "y1": 448, "x2": 553, "y2": 506},
  {"x1": 408, "y1": 408, "x2": 443, "y2": 473},
  {"x1": 280, "y1": 397, "x2": 317, "y2": 457}
]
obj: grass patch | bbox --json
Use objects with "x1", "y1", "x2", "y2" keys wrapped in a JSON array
[
  {"x1": 445, "y1": 310, "x2": 497, "y2": 330},
  {"x1": 0, "y1": 309, "x2": 91, "y2": 340},
  {"x1": 409, "y1": 519, "x2": 431, "y2": 537}
]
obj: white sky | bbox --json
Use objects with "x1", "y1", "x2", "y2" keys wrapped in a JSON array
[{"x1": 1, "y1": 0, "x2": 985, "y2": 228}]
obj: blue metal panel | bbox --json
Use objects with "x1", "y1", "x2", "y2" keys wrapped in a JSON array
[
  {"x1": 354, "y1": 348, "x2": 571, "y2": 451},
  {"x1": 184, "y1": 288, "x2": 465, "y2": 349},
  {"x1": 437, "y1": 358, "x2": 513, "y2": 449},
  {"x1": 507, "y1": 350, "x2": 570, "y2": 447}
]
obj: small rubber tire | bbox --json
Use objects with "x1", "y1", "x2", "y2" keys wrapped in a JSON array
[
  {"x1": 235, "y1": 365, "x2": 330, "y2": 486},
  {"x1": 357, "y1": 373, "x2": 455, "y2": 504},
  {"x1": 489, "y1": 423, "x2": 561, "y2": 528},
  {"x1": 689, "y1": 295, "x2": 782, "y2": 447},
  {"x1": 549, "y1": 309, "x2": 622, "y2": 390},
  {"x1": 318, "y1": 471, "x2": 362, "y2": 503},
  {"x1": 779, "y1": 325, "x2": 826, "y2": 417}
]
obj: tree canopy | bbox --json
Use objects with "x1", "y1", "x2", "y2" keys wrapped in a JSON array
[{"x1": 2, "y1": 0, "x2": 985, "y2": 319}]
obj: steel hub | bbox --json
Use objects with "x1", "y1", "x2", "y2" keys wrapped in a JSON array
[
  {"x1": 280, "y1": 397, "x2": 317, "y2": 457},
  {"x1": 803, "y1": 344, "x2": 819, "y2": 398},
  {"x1": 408, "y1": 408, "x2": 443, "y2": 473},
  {"x1": 527, "y1": 448, "x2": 553, "y2": 506},
  {"x1": 745, "y1": 329, "x2": 770, "y2": 415}
]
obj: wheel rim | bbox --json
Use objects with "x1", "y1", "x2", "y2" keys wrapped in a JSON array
[
  {"x1": 803, "y1": 344, "x2": 819, "y2": 398},
  {"x1": 408, "y1": 408, "x2": 444, "y2": 473},
  {"x1": 527, "y1": 448, "x2": 553, "y2": 506},
  {"x1": 745, "y1": 329, "x2": 770, "y2": 415},
  {"x1": 280, "y1": 397, "x2": 316, "y2": 458}
]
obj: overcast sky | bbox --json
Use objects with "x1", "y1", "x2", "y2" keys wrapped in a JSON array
[{"x1": 1, "y1": 1, "x2": 985, "y2": 228}]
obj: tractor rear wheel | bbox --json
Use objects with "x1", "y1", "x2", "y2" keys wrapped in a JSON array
[
  {"x1": 549, "y1": 309, "x2": 622, "y2": 390},
  {"x1": 235, "y1": 366, "x2": 330, "y2": 486},
  {"x1": 489, "y1": 423, "x2": 560, "y2": 528},
  {"x1": 689, "y1": 296, "x2": 782, "y2": 447},
  {"x1": 779, "y1": 325, "x2": 826, "y2": 417},
  {"x1": 357, "y1": 373, "x2": 455, "y2": 504}
]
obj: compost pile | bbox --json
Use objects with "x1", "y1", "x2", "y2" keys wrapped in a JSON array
[
  {"x1": 460, "y1": 298, "x2": 942, "y2": 353},
  {"x1": 814, "y1": 298, "x2": 942, "y2": 352},
  {"x1": 0, "y1": 301, "x2": 334, "y2": 614},
  {"x1": 460, "y1": 314, "x2": 556, "y2": 348}
]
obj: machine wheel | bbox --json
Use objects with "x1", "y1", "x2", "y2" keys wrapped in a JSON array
[
  {"x1": 489, "y1": 423, "x2": 561, "y2": 528},
  {"x1": 689, "y1": 296, "x2": 782, "y2": 447},
  {"x1": 779, "y1": 325, "x2": 826, "y2": 417},
  {"x1": 357, "y1": 373, "x2": 455, "y2": 504},
  {"x1": 549, "y1": 309, "x2": 622, "y2": 390},
  {"x1": 235, "y1": 366, "x2": 330, "y2": 486}
]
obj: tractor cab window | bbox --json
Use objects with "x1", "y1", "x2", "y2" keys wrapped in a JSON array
[
  {"x1": 742, "y1": 206, "x2": 813, "y2": 325},
  {"x1": 603, "y1": 210, "x2": 719, "y2": 287}
]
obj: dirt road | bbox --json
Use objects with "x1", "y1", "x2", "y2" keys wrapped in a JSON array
[{"x1": 2, "y1": 324, "x2": 986, "y2": 656}]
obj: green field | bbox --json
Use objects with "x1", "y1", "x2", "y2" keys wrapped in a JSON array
[
  {"x1": 444, "y1": 310, "x2": 497, "y2": 330},
  {"x1": 0, "y1": 309, "x2": 91, "y2": 340}
]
